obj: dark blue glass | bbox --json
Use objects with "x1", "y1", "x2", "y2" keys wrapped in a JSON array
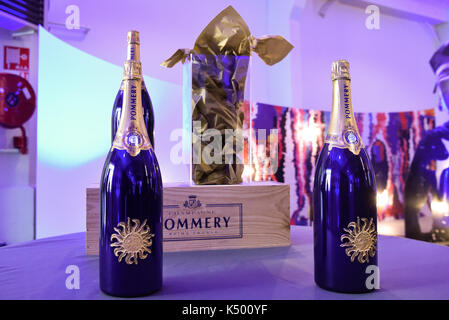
[
  {"x1": 112, "y1": 83, "x2": 155, "y2": 147},
  {"x1": 313, "y1": 143, "x2": 377, "y2": 293},
  {"x1": 436, "y1": 167, "x2": 449, "y2": 238},
  {"x1": 100, "y1": 148, "x2": 163, "y2": 297},
  {"x1": 439, "y1": 167, "x2": 449, "y2": 201}
]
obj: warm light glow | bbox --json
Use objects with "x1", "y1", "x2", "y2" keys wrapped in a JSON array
[
  {"x1": 302, "y1": 125, "x2": 321, "y2": 142},
  {"x1": 378, "y1": 218, "x2": 404, "y2": 237},
  {"x1": 298, "y1": 125, "x2": 322, "y2": 142},
  {"x1": 376, "y1": 189, "x2": 390, "y2": 210},
  {"x1": 431, "y1": 200, "x2": 449, "y2": 218},
  {"x1": 378, "y1": 223, "x2": 394, "y2": 236},
  {"x1": 242, "y1": 164, "x2": 254, "y2": 182}
]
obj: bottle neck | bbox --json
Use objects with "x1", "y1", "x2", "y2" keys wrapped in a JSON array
[
  {"x1": 127, "y1": 42, "x2": 140, "y2": 61},
  {"x1": 112, "y1": 78, "x2": 152, "y2": 156},
  {"x1": 328, "y1": 79, "x2": 356, "y2": 134},
  {"x1": 325, "y1": 78, "x2": 363, "y2": 155}
]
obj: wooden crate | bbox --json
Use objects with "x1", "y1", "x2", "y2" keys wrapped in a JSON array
[{"x1": 86, "y1": 182, "x2": 290, "y2": 254}]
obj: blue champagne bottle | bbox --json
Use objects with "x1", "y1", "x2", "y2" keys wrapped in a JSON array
[
  {"x1": 100, "y1": 58, "x2": 163, "y2": 297},
  {"x1": 112, "y1": 31, "x2": 155, "y2": 148},
  {"x1": 313, "y1": 60, "x2": 378, "y2": 293}
]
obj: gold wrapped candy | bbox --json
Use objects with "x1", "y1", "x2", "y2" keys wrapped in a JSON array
[{"x1": 162, "y1": 6, "x2": 293, "y2": 184}]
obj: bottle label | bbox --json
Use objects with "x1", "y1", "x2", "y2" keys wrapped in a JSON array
[
  {"x1": 325, "y1": 81, "x2": 363, "y2": 155},
  {"x1": 110, "y1": 217, "x2": 155, "y2": 265},
  {"x1": 112, "y1": 79, "x2": 152, "y2": 156},
  {"x1": 340, "y1": 217, "x2": 377, "y2": 263}
]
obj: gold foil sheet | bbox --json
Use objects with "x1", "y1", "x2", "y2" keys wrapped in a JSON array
[{"x1": 162, "y1": 6, "x2": 293, "y2": 184}]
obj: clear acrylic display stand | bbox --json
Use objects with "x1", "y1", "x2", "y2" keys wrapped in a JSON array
[{"x1": 182, "y1": 54, "x2": 254, "y2": 185}]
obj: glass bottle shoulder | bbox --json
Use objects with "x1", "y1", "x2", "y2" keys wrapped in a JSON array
[
  {"x1": 101, "y1": 149, "x2": 162, "y2": 186},
  {"x1": 315, "y1": 143, "x2": 375, "y2": 186}
]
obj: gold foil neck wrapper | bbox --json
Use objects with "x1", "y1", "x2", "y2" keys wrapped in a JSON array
[
  {"x1": 112, "y1": 124, "x2": 152, "y2": 157},
  {"x1": 126, "y1": 31, "x2": 141, "y2": 61},
  {"x1": 161, "y1": 5, "x2": 293, "y2": 68},
  {"x1": 112, "y1": 79, "x2": 151, "y2": 157},
  {"x1": 325, "y1": 76, "x2": 363, "y2": 155},
  {"x1": 331, "y1": 60, "x2": 351, "y2": 81},
  {"x1": 127, "y1": 30, "x2": 140, "y2": 44},
  {"x1": 123, "y1": 60, "x2": 142, "y2": 80},
  {"x1": 325, "y1": 129, "x2": 363, "y2": 155}
]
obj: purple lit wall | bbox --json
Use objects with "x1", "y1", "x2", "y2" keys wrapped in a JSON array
[{"x1": 36, "y1": 27, "x2": 183, "y2": 237}]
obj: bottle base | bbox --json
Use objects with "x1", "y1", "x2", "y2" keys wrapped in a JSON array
[
  {"x1": 100, "y1": 286, "x2": 162, "y2": 298},
  {"x1": 315, "y1": 281, "x2": 376, "y2": 294}
]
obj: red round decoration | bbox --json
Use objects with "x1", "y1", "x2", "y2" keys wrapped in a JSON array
[{"x1": 0, "y1": 73, "x2": 36, "y2": 129}]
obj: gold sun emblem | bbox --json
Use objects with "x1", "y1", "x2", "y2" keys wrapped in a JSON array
[
  {"x1": 340, "y1": 217, "x2": 377, "y2": 263},
  {"x1": 110, "y1": 217, "x2": 155, "y2": 265}
]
